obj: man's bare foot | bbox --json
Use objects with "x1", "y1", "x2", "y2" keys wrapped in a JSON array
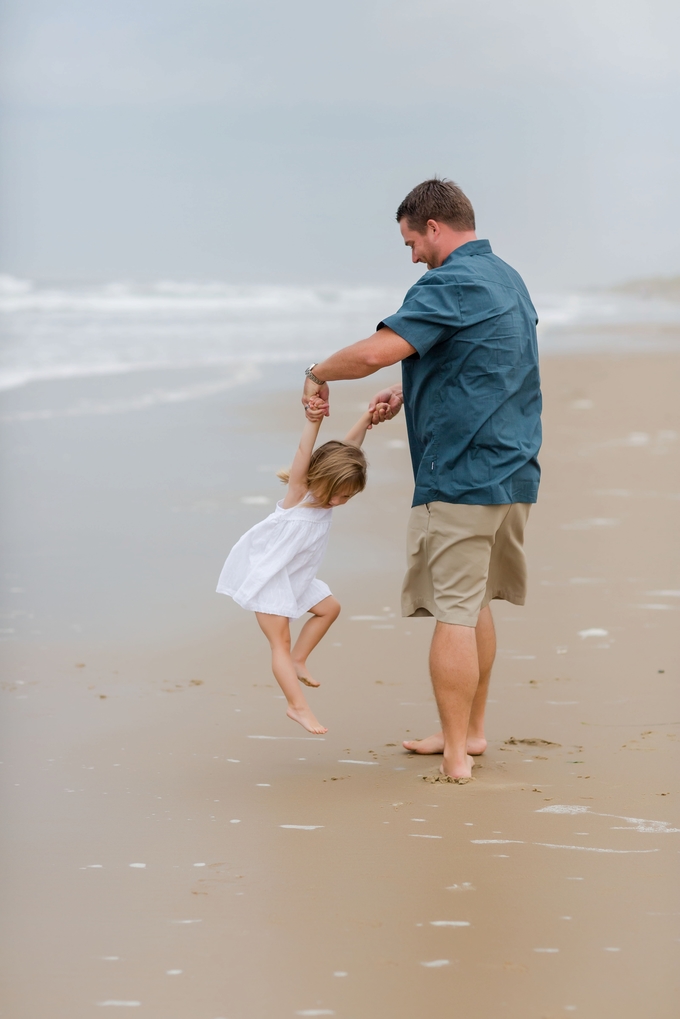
[
  {"x1": 293, "y1": 662, "x2": 320, "y2": 688},
  {"x1": 403, "y1": 733, "x2": 487, "y2": 756},
  {"x1": 466, "y1": 735, "x2": 487, "y2": 755},
  {"x1": 286, "y1": 705, "x2": 327, "y2": 734},
  {"x1": 440, "y1": 753, "x2": 475, "y2": 781},
  {"x1": 403, "y1": 733, "x2": 444, "y2": 755}
]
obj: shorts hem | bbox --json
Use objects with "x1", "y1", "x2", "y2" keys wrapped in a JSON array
[
  {"x1": 401, "y1": 602, "x2": 480, "y2": 627},
  {"x1": 481, "y1": 590, "x2": 526, "y2": 609}
]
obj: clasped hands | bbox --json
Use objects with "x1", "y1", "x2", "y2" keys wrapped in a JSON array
[{"x1": 302, "y1": 379, "x2": 403, "y2": 427}]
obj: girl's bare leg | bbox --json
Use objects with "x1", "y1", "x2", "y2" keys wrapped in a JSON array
[
  {"x1": 255, "y1": 612, "x2": 328, "y2": 734},
  {"x1": 291, "y1": 596, "x2": 341, "y2": 687}
]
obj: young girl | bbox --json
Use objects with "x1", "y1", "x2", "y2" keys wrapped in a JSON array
[{"x1": 216, "y1": 399, "x2": 387, "y2": 734}]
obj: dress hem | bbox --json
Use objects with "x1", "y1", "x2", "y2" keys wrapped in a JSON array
[{"x1": 217, "y1": 583, "x2": 332, "y2": 619}]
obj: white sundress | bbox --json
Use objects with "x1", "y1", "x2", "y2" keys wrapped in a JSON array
[{"x1": 216, "y1": 496, "x2": 333, "y2": 618}]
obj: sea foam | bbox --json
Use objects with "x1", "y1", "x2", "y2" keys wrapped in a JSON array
[{"x1": 1, "y1": 275, "x2": 678, "y2": 394}]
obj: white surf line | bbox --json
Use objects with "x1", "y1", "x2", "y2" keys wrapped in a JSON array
[
  {"x1": 409, "y1": 834, "x2": 443, "y2": 839},
  {"x1": 170, "y1": 919, "x2": 202, "y2": 924},
  {"x1": 97, "y1": 1003, "x2": 141, "y2": 1008},
  {"x1": 471, "y1": 839, "x2": 659, "y2": 854},
  {"x1": 248, "y1": 735, "x2": 326, "y2": 741},
  {"x1": 4, "y1": 367, "x2": 260, "y2": 423},
  {"x1": 280, "y1": 825, "x2": 324, "y2": 830},
  {"x1": 471, "y1": 839, "x2": 524, "y2": 845},
  {"x1": 421, "y1": 959, "x2": 450, "y2": 968},
  {"x1": 535, "y1": 843, "x2": 659, "y2": 854},
  {"x1": 583, "y1": 721, "x2": 680, "y2": 727},
  {"x1": 430, "y1": 921, "x2": 470, "y2": 926},
  {"x1": 296, "y1": 1011, "x2": 336, "y2": 1016},
  {"x1": 338, "y1": 759, "x2": 379, "y2": 765},
  {"x1": 537, "y1": 804, "x2": 680, "y2": 833}
]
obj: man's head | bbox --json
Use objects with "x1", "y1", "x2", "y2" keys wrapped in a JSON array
[{"x1": 397, "y1": 177, "x2": 477, "y2": 269}]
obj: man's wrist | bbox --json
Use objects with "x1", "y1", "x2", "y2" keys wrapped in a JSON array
[{"x1": 305, "y1": 363, "x2": 325, "y2": 386}]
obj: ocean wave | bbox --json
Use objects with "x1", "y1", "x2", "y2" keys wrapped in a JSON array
[
  {"x1": 2, "y1": 275, "x2": 679, "y2": 320},
  {"x1": 536, "y1": 290, "x2": 680, "y2": 327},
  {"x1": 1, "y1": 277, "x2": 679, "y2": 394},
  {"x1": 0, "y1": 277, "x2": 404, "y2": 315},
  {"x1": 0, "y1": 350, "x2": 311, "y2": 393}
]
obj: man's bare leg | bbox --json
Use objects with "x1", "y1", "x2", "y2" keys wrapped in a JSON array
[
  {"x1": 430, "y1": 621, "x2": 478, "y2": 779},
  {"x1": 403, "y1": 605, "x2": 496, "y2": 757},
  {"x1": 466, "y1": 605, "x2": 495, "y2": 753}
]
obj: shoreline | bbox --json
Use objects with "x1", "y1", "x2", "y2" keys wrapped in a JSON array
[{"x1": 2, "y1": 320, "x2": 680, "y2": 400}]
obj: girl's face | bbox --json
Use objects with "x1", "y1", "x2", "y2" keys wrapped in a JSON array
[
  {"x1": 327, "y1": 493, "x2": 352, "y2": 507},
  {"x1": 311, "y1": 486, "x2": 355, "y2": 509}
]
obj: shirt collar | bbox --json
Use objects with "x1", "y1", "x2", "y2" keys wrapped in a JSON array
[{"x1": 443, "y1": 239, "x2": 492, "y2": 264}]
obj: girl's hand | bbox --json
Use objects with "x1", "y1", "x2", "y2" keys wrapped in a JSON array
[
  {"x1": 306, "y1": 397, "x2": 326, "y2": 422},
  {"x1": 366, "y1": 402, "x2": 390, "y2": 429}
]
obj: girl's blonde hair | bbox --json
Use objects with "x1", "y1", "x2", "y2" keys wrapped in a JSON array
[{"x1": 277, "y1": 440, "x2": 367, "y2": 504}]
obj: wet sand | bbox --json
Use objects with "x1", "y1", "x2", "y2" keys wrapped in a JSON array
[{"x1": 1, "y1": 353, "x2": 679, "y2": 1018}]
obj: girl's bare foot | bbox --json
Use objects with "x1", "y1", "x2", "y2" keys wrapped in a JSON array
[
  {"x1": 403, "y1": 733, "x2": 487, "y2": 756},
  {"x1": 293, "y1": 661, "x2": 320, "y2": 688},
  {"x1": 286, "y1": 705, "x2": 328, "y2": 734}
]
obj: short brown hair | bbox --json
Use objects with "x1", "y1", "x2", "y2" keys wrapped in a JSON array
[
  {"x1": 396, "y1": 177, "x2": 475, "y2": 233},
  {"x1": 277, "y1": 440, "x2": 367, "y2": 505}
]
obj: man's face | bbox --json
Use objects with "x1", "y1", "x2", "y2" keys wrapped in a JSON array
[{"x1": 399, "y1": 218, "x2": 442, "y2": 269}]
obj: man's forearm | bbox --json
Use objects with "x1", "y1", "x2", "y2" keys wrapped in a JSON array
[
  {"x1": 313, "y1": 329, "x2": 415, "y2": 382},
  {"x1": 313, "y1": 339, "x2": 384, "y2": 382}
]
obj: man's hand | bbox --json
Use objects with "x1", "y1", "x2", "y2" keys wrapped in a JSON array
[
  {"x1": 302, "y1": 377, "x2": 330, "y2": 420},
  {"x1": 368, "y1": 384, "x2": 403, "y2": 426}
]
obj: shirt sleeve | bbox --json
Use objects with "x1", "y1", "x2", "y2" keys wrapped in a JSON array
[{"x1": 378, "y1": 279, "x2": 463, "y2": 357}]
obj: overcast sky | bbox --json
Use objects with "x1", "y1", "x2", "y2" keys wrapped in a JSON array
[{"x1": 1, "y1": 0, "x2": 678, "y2": 289}]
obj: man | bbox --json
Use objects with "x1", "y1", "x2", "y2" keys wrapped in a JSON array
[{"x1": 302, "y1": 178, "x2": 542, "y2": 780}]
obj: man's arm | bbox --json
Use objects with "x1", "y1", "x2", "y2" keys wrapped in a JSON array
[
  {"x1": 302, "y1": 328, "x2": 415, "y2": 413},
  {"x1": 313, "y1": 328, "x2": 414, "y2": 381}
]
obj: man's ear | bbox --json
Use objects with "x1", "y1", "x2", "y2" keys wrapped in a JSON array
[{"x1": 426, "y1": 219, "x2": 441, "y2": 239}]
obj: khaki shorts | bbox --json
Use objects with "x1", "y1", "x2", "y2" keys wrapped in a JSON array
[{"x1": 402, "y1": 502, "x2": 531, "y2": 627}]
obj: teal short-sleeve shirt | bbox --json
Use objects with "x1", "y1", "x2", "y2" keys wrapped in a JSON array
[{"x1": 379, "y1": 240, "x2": 542, "y2": 507}]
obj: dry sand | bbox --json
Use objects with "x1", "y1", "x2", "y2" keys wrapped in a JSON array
[{"x1": 1, "y1": 353, "x2": 679, "y2": 1018}]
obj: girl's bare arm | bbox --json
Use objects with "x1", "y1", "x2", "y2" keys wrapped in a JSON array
[
  {"x1": 343, "y1": 406, "x2": 388, "y2": 448},
  {"x1": 281, "y1": 413, "x2": 323, "y2": 508}
]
